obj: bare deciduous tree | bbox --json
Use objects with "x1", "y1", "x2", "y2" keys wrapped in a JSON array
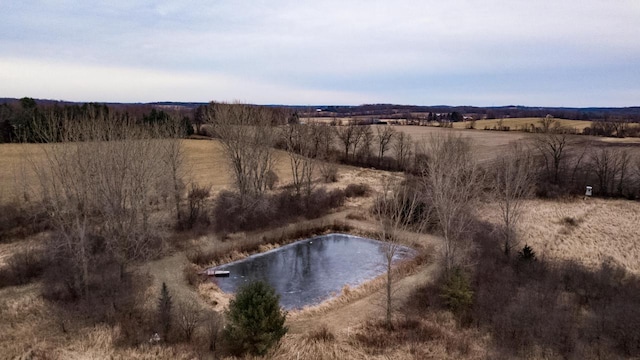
[
  {"x1": 31, "y1": 108, "x2": 174, "y2": 296},
  {"x1": 589, "y1": 146, "x2": 632, "y2": 196},
  {"x1": 491, "y1": 143, "x2": 535, "y2": 256},
  {"x1": 393, "y1": 132, "x2": 413, "y2": 171},
  {"x1": 538, "y1": 114, "x2": 557, "y2": 133},
  {"x1": 355, "y1": 125, "x2": 374, "y2": 164},
  {"x1": 307, "y1": 120, "x2": 334, "y2": 159},
  {"x1": 376, "y1": 126, "x2": 396, "y2": 166},
  {"x1": 207, "y1": 103, "x2": 279, "y2": 203},
  {"x1": 335, "y1": 120, "x2": 358, "y2": 161},
  {"x1": 534, "y1": 132, "x2": 569, "y2": 185},
  {"x1": 204, "y1": 311, "x2": 223, "y2": 353},
  {"x1": 372, "y1": 177, "x2": 422, "y2": 326},
  {"x1": 158, "y1": 114, "x2": 188, "y2": 226},
  {"x1": 282, "y1": 124, "x2": 316, "y2": 196},
  {"x1": 419, "y1": 134, "x2": 482, "y2": 272},
  {"x1": 176, "y1": 298, "x2": 203, "y2": 342}
]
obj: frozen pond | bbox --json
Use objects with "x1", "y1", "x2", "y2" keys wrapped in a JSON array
[{"x1": 209, "y1": 233, "x2": 416, "y2": 310}]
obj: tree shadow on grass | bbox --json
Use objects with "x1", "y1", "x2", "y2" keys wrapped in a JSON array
[{"x1": 469, "y1": 221, "x2": 640, "y2": 359}]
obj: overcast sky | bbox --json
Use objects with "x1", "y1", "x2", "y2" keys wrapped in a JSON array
[{"x1": 1, "y1": 1, "x2": 639, "y2": 106}]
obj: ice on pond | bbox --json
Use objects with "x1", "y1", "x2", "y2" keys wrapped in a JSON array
[{"x1": 208, "y1": 233, "x2": 416, "y2": 310}]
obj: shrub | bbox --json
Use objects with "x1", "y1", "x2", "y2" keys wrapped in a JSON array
[
  {"x1": 176, "y1": 298, "x2": 203, "y2": 342},
  {"x1": 0, "y1": 246, "x2": 46, "y2": 288},
  {"x1": 344, "y1": 183, "x2": 371, "y2": 198},
  {"x1": 224, "y1": 281, "x2": 287, "y2": 356},
  {"x1": 180, "y1": 184, "x2": 211, "y2": 230},
  {"x1": 518, "y1": 244, "x2": 536, "y2": 262},
  {"x1": 307, "y1": 325, "x2": 335, "y2": 342},
  {"x1": 440, "y1": 267, "x2": 473, "y2": 316},
  {"x1": 184, "y1": 264, "x2": 204, "y2": 287},
  {"x1": 212, "y1": 188, "x2": 347, "y2": 233},
  {"x1": 561, "y1": 216, "x2": 579, "y2": 227},
  {"x1": 319, "y1": 161, "x2": 339, "y2": 182},
  {"x1": 265, "y1": 170, "x2": 279, "y2": 190}
]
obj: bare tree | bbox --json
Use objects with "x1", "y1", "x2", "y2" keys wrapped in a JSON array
[
  {"x1": 589, "y1": 146, "x2": 632, "y2": 196},
  {"x1": 418, "y1": 134, "x2": 482, "y2": 272},
  {"x1": 376, "y1": 125, "x2": 396, "y2": 166},
  {"x1": 393, "y1": 132, "x2": 413, "y2": 170},
  {"x1": 30, "y1": 108, "x2": 173, "y2": 296},
  {"x1": 538, "y1": 114, "x2": 557, "y2": 133},
  {"x1": 372, "y1": 177, "x2": 423, "y2": 327},
  {"x1": 355, "y1": 125, "x2": 374, "y2": 164},
  {"x1": 491, "y1": 143, "x2": 535, "y2": 256},
  {"x1": 158, "y1": 114, "x2": 188, "y2": 226},
  {"x1": 176, "y1": 298, "x2": 203, "y2": 342},
  {"x1": 534, "y1": 132, "x2": 569, "y2": 185},
  {"x1": 307, "y1": 120, "x2": 334, "y2": 159},
  {"x1": 335, "y1": 120, "x2": 358, "y2": 161},
  {"x1": 204, "y1": 311, "x2": 223, "y2": 353},
  {"x1": 282, "y1": 124, "x2": 316, "y2": 196},
  {"x1": 207, "y1": 103, "x2": 279, "y2": 203}
]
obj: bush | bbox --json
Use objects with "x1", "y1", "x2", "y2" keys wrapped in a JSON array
[
  {"x1": 0, "y1": 246, "x2": 46, "y2": 288},
  {"x1": 344, "y1": 183, "x2": 371, "y2": 198},
  {"x1": 307, "y1": 325, "x2": 335, "y2": 342},
  {"x1": 440, "y1": 267, "x2": 473, "y2": 316},
  {"x1": 183, "y1": 264, "x2": 203, "y2": 286},
  {"x1": 319, "y1": 161, "x2": 339, "y2": 182},
  {"x1": 0, "y1": 203, "x2": 48, "y2": 242},
  {"x1": 265, "y1": 170, "x2": 279, "y2": 190},
  {"x1": 212, "y1": 188, "x2": 347, "y2": 233},
  {"x1": 518, "y1": 244, "x2": 536, "y2": 262},
  {"x1": 179, "y1": 184, "x2": 211, "y2": 230},
  {"x1": 224, "y1": 281, "x2": 287, "y2": 356}
]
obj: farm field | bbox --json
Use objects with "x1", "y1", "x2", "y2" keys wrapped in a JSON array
[{"x1": 453, "y1": 117, "x2": 594, "y2": 132}]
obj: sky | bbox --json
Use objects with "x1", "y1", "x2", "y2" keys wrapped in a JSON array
[{"x1": 1, "y1": 1, "x2": 639, "y2": 107}]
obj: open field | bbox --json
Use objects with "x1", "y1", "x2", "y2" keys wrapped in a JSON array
[
  {"x1": 478, "y1": 198, "x2": 640, "y2": 274},
  {"x1": 0, "y1": 139, "x2": 389, "y2": 204},
  {"x1": 3, "y1": 194, "x2": 639, "y2": 358},
  {"x1": 453, "y1": 117, "x2": 594, "y2": 132},
  {"x1": 303, "y1": 116, "x2": 595, "y2": 132},
  {"x1": 2, "y1": 132, "x2": 640, "y2": 359}
]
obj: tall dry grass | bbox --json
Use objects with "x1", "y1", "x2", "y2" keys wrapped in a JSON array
[{"x1": 476, "y1": 197, "x2": 640, "y2": 274}]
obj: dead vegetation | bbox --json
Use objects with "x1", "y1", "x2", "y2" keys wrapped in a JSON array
[{"x1": 1, "y1": 106, "x2": 640, "y2": 359}]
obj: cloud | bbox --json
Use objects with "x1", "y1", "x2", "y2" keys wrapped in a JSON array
[
  {"x1": 0, "y1": 0, "x2": 639, "y2": 105},
  {"x1": 0, "y1": 57, "x2": 377, "y2": 104}
]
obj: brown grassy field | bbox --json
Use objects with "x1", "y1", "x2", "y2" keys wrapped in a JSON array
[
  {"x1": 303, "y1": 116, "x2": 594, "y2": 132},
  {"x1": 0, "y1": 139, "x2": 389, "y2": 204},
  {"x1": 453, "y1": 117, "x2": 594, "y2": 132},
  {"x1": 0, "y1": 139, "x2": 293, "y2": 204},
  {"x1": 2, "y1": 134, "x2": 640, "y2": 359},
  {"x1": 478, "y1": 197, "x2": 640, "y2": 275}
]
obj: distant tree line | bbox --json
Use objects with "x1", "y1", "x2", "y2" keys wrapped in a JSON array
[
  {"x1": 0, "y1": 98, "x2": 193, "y2": 143},
  {"x1": 304, "y1": 104, "x2": 640, "y2": 122}
]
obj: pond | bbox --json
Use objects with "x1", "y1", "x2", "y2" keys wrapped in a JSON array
[{"x1": 208, "y1": 233, "x2": 416, "y2": 310}]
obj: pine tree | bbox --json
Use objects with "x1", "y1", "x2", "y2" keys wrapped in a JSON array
[
  {"x1": 158, "y1": 282, "x2": 172, "y2": 341},
  {"x1": 224, "y1": 281, "x2": 287, "y2": 356}
]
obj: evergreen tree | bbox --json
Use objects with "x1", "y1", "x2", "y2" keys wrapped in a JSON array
[
  {"x1": 158, "y1": 282, "x2": 173, "y2": 340},
  {"x1": 224, "y1": 281, "x2": 287, "y2": 356}
]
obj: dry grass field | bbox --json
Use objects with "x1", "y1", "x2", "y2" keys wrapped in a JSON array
[
  {"x1": 0, "y1": 138, "x2": 396, "y2": 205},
  {"x1": 2, "y1": 133, "x2": 640, "y2": 359},
  {"x1": 478, "y1": 197, "x2": 640, "y2": 275},
  {"x1": 453, "y1": 117, "x2": 594, "y2": 132},
  {"x1": 0, "y1": 139, "x2": 295, "y2": 204}
]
